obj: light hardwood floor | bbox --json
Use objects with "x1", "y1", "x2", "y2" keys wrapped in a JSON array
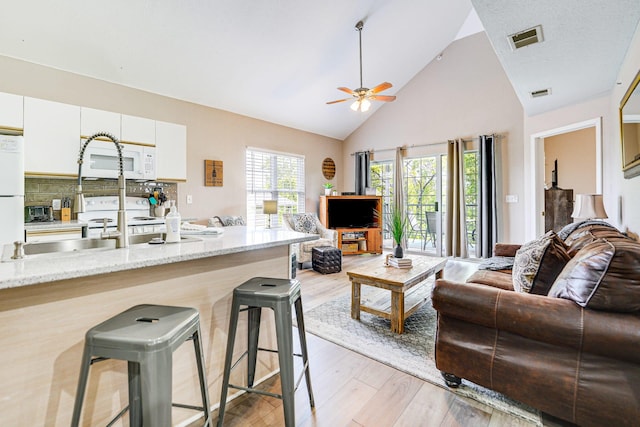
[{"x1": 199, "y1": 253, "x2": 572, "y2": 427}]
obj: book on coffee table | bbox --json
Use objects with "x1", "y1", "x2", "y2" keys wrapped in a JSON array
[{"x1": 388, "y1": 257, "x2": 413, "y2": 268}]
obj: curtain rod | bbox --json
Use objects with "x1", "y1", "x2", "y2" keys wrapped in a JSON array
[{"x1": 351, "y1": 134, "x2": 500, "y2": 156}]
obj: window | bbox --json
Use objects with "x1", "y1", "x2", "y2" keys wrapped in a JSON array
[{"x1": 246, "y1": 148, "x2": 305, "y2": 228}]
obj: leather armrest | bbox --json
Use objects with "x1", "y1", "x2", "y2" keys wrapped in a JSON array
[
  {"x1": 432, "y1": 279, "x2": 640, "y2": 364},
  {"x1": 493, "y1": 243, "x2": 521, "y2": 257}
]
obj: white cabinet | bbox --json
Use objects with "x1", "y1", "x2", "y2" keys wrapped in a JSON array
[
  {"x1": 80, "y1": 107, "x2": 121, "y2": 139},
  {"x1": 0, "y1": 92, "x2": 24, "y2": 131},
  {"x1": 121, "y1": 114, "x2": 155, "y2": 146},
  {"x1": 155, "y1": 120, "x2": 187, "y2": 181},
  {"x1": 24, "y1": 97, "x2": 81, "y2": 176}
]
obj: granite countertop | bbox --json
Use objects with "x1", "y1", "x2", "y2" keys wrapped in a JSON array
[
  {"x1": 24, "y1": 220, "x2": 88, "y2": 230},
  {"x1": 0, "y1": 227, "x2": 315, "y2": 290}
]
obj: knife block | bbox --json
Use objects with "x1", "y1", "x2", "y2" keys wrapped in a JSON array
[{"x1": 61, "y1": 208, "x2": 71, "y2": 222}]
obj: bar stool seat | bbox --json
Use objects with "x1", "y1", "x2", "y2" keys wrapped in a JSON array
[
  {"x1": 71, "y1": 304, "x2": 212, "y2": 427},
  {"x1": 217, "y1": 277, "x2": 314, "y2": 427}
]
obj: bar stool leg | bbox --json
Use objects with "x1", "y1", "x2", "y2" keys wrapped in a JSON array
[
  {"x1": 140, "y1": 350, "x2": 173, "y2": 427},
  {"x1": 128, "y1": 361, "x2": 142, "y2": 426},
  {"x1": 294, "y1": 297, "x2": 315, "y2": 407},
  {"x1": 274, "y1": 300, "x2": 295, "y2": 427},
  {"x1": 247, "y1": 306, "x2": 262, "y2": 387},
  {"x1": 70, "y1": 345, "x2": 92, "y2": 427},
  {"x1": 217, "y1": 298, "x2": 241, "y2": 427},
  {"x1": 192, "y1": 328, "x2": 212, "y2": 426}
]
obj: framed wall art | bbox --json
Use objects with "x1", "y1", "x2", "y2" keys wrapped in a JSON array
[{"x1": 204, "y1": 160, "x2": 223, "y2": 186}]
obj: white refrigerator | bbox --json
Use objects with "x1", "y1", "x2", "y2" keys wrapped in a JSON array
[{"x1": 0, "y1": 135, "x2": 24, "y2": 247}]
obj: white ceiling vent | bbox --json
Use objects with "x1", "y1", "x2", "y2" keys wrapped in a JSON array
[
  {"x1": 508, "y1": 25, "x2": 544, "y2": 50},
  {"x1": 530, "y1": 88, "x2": 551, "y2": 98}
]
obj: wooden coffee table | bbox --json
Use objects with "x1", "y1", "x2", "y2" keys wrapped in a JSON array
[{"x1": 347, "y1": 254, "x2": 447, "y2": 334}]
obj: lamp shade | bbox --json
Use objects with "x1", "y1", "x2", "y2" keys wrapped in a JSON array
[
  {"x1": 571, "y1": 194, "x2": 608, "y2": 219},
  {"x1": 263, "y1": 200, "x2": 278, "y2": 215}
]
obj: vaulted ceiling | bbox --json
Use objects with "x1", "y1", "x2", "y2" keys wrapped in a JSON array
[{"x1": 0, "y1": 1, "x2": 638, "y2": 140}]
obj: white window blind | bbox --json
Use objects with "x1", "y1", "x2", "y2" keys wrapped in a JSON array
[{"x1": 246, "y1": 148, "x2": 305, "y2": 228}]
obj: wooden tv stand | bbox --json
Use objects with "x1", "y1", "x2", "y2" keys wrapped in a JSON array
[{"x1": 319, "y1": 195, "x2": 383, "y2": 255}]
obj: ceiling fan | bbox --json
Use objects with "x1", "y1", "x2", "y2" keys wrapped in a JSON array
[{"x1": 327, "y1": 20, "x2": 396, "y2": 112}]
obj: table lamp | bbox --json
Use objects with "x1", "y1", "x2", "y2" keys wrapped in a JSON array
[
  {"x1": 571, "y1": 194, "x2": 608, "y2": 220},
  {"x1": 263, "y1": 200, "x2": 278, "y2": 228}
]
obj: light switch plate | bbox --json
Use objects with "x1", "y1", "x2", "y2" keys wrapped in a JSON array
[
  {"x1": 505, "y1": 194, "x2": 518, "y2": 203},
  {"x1": 186, "y1": 195, "x2": 193, "y2": 204}
]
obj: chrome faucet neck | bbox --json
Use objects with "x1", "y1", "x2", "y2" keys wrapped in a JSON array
[{"x1": 76, "y1": 133, "x2": 128, "y2": 248}]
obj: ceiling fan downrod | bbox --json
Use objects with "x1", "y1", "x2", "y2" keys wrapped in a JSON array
[{"x1": 356, "y1": 20, "x2": 364, "y2": 91}]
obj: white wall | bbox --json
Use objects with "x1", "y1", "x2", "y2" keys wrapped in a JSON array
[
  {"x1": 0, "y1": 55, "x2": 342, "y2": 220},
  {"x1": 612, "y1": 20, "x2": 640, "y2": 233},
  {"x1": 342, "y1": 32, "x2": 525, "y2": 243}
]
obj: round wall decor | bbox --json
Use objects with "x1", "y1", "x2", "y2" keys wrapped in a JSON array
[{"x1": 322, "y1": 158, "x2": 336, "y2": 180}]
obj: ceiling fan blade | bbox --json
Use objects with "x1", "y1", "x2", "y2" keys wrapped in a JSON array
[
  {"x1": 337, "y1": 87, "x2": 355, "y2": 95},
  {"x1": 369, "y1": 95, "x2": 396, "y2": 102},
  {"x1": 326, "y1": 98, "x2": 352, "y2": 105},
  {"x1": 370, "y1": 82, "x2": 393, "y2": 94}
]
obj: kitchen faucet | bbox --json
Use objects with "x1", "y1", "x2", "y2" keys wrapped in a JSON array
[{"x1": 74, "y1": 132, "x2": 129, "y2": 248}]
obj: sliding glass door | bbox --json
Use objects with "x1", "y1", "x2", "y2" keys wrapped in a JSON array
[{"x1": 371, "y1": 151, "x2": 478, "y2": 257}]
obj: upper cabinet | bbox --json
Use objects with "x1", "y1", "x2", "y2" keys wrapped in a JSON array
[
  {"x1": 80, "y1": 107, "x2": 121, "y2": 139},
  {"x1": 24, "y1": 97, "x2": 81, "y2": 177},
  {"x1": 155, "y1": 120, "x2": 187, "y2": 181},
  {"x1": 121, "y1": 114, "x2": 155, "y2": 146},
  {"x1": 0, "y1": 92, "x2": 24, "y2": 131}
]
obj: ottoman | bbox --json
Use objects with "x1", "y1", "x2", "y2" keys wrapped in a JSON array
[{"x1": 312, "y1": 246, "x2": 342, "y2": 274}]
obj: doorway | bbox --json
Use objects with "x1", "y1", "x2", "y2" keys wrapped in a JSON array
[{"x1": 527, "y1": 118, "x2": 603, "y2": 239}]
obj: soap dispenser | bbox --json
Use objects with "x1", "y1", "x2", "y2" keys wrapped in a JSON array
[{"x1": 165, "y1": 200, "x2": 181, "y2": 243}]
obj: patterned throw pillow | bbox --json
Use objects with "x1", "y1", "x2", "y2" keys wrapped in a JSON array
[
  {"x1": 293, "y1": 213, "x2": 318, "y2": 234},
  {"x1": 512, "y1": 231, "x2": 571, "y2": 294},
  {"x1": 214, "y1": 215, "x2": 245, "y2": 226}
]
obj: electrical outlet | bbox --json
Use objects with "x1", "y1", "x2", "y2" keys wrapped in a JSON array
[
  {"x1": 52, "y1": 199, "x2": 61, "y2": 210},
  {"x1": 186, "y1": 195, "x2": 193, "y2": 204}
]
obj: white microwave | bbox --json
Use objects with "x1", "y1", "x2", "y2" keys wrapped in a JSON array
[{"x1": 82, "y1": 140, "x2": 156, "y2": 181}]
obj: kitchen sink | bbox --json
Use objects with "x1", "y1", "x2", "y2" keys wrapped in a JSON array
[{"x1": 21, "y1": 233, "x2": 200, "y2": 257}]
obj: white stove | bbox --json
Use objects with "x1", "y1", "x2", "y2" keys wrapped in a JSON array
[{"x1": 77, "y1": 196, "x2": 166, "y2": 238}]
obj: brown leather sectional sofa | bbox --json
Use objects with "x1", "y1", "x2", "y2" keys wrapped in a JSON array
[{"x1": 432, "y1": 223, "x2": 640, "y2": 426}]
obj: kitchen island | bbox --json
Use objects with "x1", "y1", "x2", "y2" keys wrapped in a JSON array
[{"x1": 0, "y1": 227, "x2": 315, "y2": 426}]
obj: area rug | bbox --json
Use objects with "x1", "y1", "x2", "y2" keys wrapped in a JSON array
[{"x1": 303, "y1": 281, "x2": 542, "y2": 425}]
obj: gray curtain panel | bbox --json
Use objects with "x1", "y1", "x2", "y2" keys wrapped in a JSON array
[
  {"x1": 446, "y1": 139, "x2": 468, "y2": 258},
  {"x1": 354, "y1": 151, "x2": 370, "y2": 195},
  {"x1": 478, "y1": 134, "x2": 498, "y2": 258}
]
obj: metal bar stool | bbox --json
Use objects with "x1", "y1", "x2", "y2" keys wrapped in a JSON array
[
  {"x1": 217, "y1": 277, "x2": 314, "y2": 427},
  {"x1": 71, "y1": 304, "x2": 212, "y2": 427}
]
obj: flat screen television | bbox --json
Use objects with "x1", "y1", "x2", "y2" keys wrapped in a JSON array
[{"x1": 327, "y1": 198, "x2": 379, "y2": 228}]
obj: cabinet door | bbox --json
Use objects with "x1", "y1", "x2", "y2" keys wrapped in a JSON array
[
  {"x1": 80, "y1": 107, "x2": 121, "y2": 139},
  {"x1": 0, "y1": 92, "x2": 24, "y2": 131},
  {"x1": 155, "y1": 120, "x2": 187, "y2": 181},
  {"x1": 121, "y1": 114, "x2": 155, "y2": 146},
  {"x1": 24, "y1": 97, "x2": 81, "y2": 176}
]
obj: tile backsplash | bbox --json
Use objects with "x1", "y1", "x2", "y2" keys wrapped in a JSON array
[{"x1": 25, "y1": 178, "x2": 177, "y2": 220}]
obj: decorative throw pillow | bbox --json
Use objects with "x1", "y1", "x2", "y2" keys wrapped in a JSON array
[
  {"x1": 293, "y1": 213, "x2": 318, "y2": 234},
  {"x1": 214, "y1": 215, "x2": 245, "y2": 226},
  {"x1": 512, "y1": 231, "x2": 571, "y2": 295},
  {"x1": 549, "y1": 239, "x2": 640, "y2": 312}
]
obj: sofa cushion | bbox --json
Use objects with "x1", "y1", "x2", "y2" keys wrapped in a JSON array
[
  {"x1": 512, "y1": 231, "x2": 571, "y2": 295},
  {"x1": 293, "y1": 213, "x2": 318, "y2": 234},
  {"x1": 549, "y1": 239, "x2": 640, "y2": 312},
  {"x1": 466, "y1": 270, "x2": 514, "y2": 290}
]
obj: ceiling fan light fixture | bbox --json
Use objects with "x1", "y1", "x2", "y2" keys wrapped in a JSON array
[{"x1": 326, "y1": 20, "x2": 396, "y2": 110}]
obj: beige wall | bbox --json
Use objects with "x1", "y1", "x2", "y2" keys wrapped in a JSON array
[
  {"x1": 524, "y1": 17, "x2": 640, "y2": 237},
  {"x1": 0, "y1": 56, "x2": 342, "y2": 220},
  {"x1": 544, "y1": 127, "x2": 596, "y2": 195},
  {"x1": 342, "y1": 32, "x2": 525, "y2": 243}
]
